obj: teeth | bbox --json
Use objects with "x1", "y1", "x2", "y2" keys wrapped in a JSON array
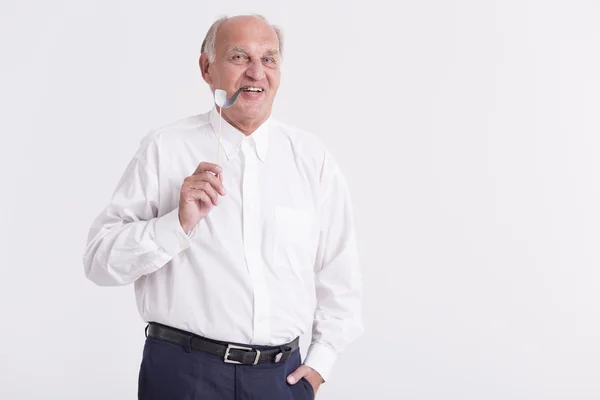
[{"x1": 242, "y1": 87, "x2": 263, "y2": 92}]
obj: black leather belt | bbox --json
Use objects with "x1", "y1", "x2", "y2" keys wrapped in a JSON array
[{"x1": 145, "y1": 322, "x2": 299, "y2": 365}]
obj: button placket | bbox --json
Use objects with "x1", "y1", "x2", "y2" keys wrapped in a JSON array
[{"x1": 241, "y1": 141, "x2": 271, "y2": 343}]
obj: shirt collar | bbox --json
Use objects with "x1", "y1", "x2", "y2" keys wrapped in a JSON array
[{"x1": 209, "y1": 107, "x2": 270, "y2": 162}]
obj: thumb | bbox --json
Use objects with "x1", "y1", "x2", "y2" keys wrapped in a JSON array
[{"x1": 287, "y1": 365, "x2": 309, "y2": 385}]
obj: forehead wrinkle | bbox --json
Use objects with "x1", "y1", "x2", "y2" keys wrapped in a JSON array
[
  {"x1": 225, "y1": 42, "x2": 279, "y2": 55},
  {"x1": 229, "y1": 46, "x2": 248, "y2": 54}
]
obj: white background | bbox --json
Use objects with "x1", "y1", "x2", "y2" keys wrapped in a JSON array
[{"x1": 1, "y1": 0, "x2": 599, "y2": 399}]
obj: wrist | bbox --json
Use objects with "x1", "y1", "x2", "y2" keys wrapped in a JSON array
[{"x1": 178, "y1": 213, "x2": 192, "y2": 234}]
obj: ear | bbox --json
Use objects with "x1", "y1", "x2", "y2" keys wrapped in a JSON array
[{"x1": 199, "y1": 53, "x2": 213, "y2": 85}]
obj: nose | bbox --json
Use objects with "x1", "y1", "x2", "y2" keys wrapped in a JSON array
[{"x1": 245, "y1": 58, "x2": 265, "y2": 81}]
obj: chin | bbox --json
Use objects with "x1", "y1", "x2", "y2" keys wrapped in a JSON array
[{"x1": 237, "y1": 104, "x2": 269, "y2": 120}]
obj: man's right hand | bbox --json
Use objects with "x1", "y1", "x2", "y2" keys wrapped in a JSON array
[{"x1": 178, "y1": 162, "x2": 226, "y2": 234}]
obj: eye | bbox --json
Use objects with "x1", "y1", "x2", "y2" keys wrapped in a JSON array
[
  {"x1": 233, "y1": 54, "x2": 246, "y2": 60},
  {"x1": 264, "y1": 57, "x2": 276, "y2": 64}
]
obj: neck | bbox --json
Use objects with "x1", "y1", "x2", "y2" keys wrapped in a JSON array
[{"x1": 219, "y1": 108, "x2": 269, "y2": 136}]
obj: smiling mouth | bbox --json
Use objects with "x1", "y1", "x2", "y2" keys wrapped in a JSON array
[{"x1": 241, "y1": 86, "x2": 264, "y2": 93}]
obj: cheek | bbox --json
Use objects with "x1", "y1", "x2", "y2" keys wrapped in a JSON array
[
  {"x1": 214, "y1": 66, "x2": 243, "y2": 87},
  {"x1": 267, "y1": 71, "x2": 281, "y2": 91}
]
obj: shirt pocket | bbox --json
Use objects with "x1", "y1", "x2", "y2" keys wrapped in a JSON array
[{"x1": 273, "y1": 206, "x2": 314, "y2": 276}]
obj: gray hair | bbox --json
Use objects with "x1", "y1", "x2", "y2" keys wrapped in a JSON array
[{"x1": 201, "y1": 14, "x2": 284, "y2": 63}]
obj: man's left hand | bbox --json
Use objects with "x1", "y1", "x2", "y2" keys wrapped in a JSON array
[{"x1": 287, "y1": 364, "x2": 324, "y2": 394}]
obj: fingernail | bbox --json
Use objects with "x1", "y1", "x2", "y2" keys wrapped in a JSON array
[{"x1": 287, "y1": 376, "x2": 296, "y2": 384}]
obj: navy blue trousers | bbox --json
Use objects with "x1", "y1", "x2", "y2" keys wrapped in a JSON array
[{"x1": 137, "y1": 334, "x2": 315, "y2": 400}]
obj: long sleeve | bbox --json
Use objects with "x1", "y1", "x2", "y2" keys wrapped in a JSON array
[
  {"x1": 303, "y1": 153, "x2": 364, "y2": 382},
  {"x1": 82, "y1": 132, "x2": 196, "y2": 286}
]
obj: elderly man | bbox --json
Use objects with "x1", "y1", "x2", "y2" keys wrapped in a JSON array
[{"x1": 83, "y1": 14, "x2": 363, "y2": 399}]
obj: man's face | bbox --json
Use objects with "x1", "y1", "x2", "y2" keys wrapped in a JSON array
[{"x1": 201, "y1": 17, "x2": 281, "y2": 128}]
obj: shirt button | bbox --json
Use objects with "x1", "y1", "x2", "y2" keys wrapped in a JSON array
[{"x1": 179, "y1": 243, "x2": 187, "y2": 249}]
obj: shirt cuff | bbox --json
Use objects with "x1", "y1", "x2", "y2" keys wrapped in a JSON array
[
  {"x1": 303, "y1": 342, "x2": 338, "y2": 383},
  {"x1": 153, "y1": 207, "x2": 197, "y2": 256}
]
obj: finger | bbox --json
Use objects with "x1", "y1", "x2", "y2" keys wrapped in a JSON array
[
  {"x1": 183, "y1": 188, "x2": 211, "y2": 204},
  {"x1": 193, "y1": 161, "x2": 222, "y2": 176},
  {"x1": 189, "y1": 172, "x2": 226, "y2": 196},
  {"x1": 192, "y1": 161, "x2": 221, "y2": 174},
  {"x1": 189, "y1": 182, "x2": 219, "y2": 206},
  {"x1": 286, "y1": 365, "x2": 310, "y2": 385},
  {"x1": 203, "y1": 185, "x2": 220, "y2": 206},
  {"x1": 203, "y1": 171, "x2": 226, "y2": 195}
]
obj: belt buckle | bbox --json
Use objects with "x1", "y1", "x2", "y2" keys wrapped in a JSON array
[{"x1": 224, "y1": 344, "x2": 261, "y2": 365}]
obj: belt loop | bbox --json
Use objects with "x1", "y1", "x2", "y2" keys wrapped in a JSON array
[
  {"x1": 184, "y1": 335, "x2": 193, "y2": 353},
  {"x1": 144, "y1": 324, "x2": 149, "y2": 338},
  {"x1": 274, "y1": 345, "x2": 288, "y2": 363}
]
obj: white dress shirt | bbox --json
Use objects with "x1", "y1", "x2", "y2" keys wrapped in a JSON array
[{"x1": 82, "y1": 107, "x2": 363, "y2": 381}]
